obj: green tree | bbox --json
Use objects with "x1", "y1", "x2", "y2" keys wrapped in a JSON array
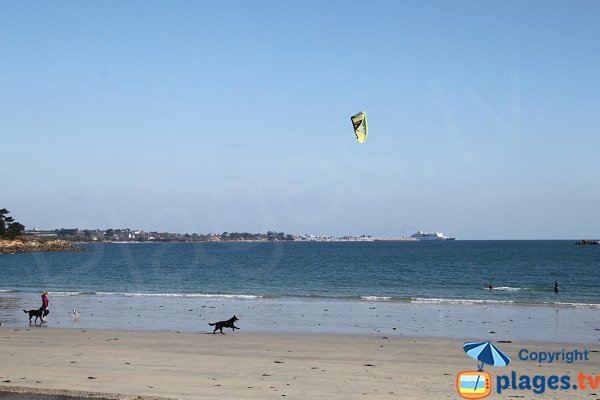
[
  {"x1": 0, "y1": 209, "x2": 25, "y2": 239},
  {"x1": 5, "y1": 222, "x2": 25, "y2": 239},
  {"x1": 0, "y1": 208, "x2": 8, "y2": 236}
]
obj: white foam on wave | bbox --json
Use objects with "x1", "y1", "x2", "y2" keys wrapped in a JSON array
[
  {"x1": 48, "y1": 291, "x2": 93, "y2": 296},
  {"x1": 545, "y1": 301, "x2": 600, "y2": 309},
  {"x1": 411, "y1": 297, "x2": 515, "y2": 305},
  {"x1": 412, "y1": 297, "x2": 600, "y2": 309},
  {"x1": 38, "y1": 291, "x2": 263, "y2": 299},
  {"x1": 361, "y1": 296, "x2": 392, "y2": 301},
  {"x1": 95, "y1": 292, "x2": 263, "y2": 299},
  {"x1": 491, "y1": 286, "x2": 525, "y2": 292}
]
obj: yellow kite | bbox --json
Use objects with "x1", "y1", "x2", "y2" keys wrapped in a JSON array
[{"x1": 351, "y1": 111, "x2": 368, "y2": 143}]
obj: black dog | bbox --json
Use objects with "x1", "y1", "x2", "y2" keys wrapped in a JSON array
[
  {"x1": 208, "y1": 315, "x2": 239, "y2": 334},
  {"x1": 23, "y1": 308, "x2": 49, "y2": 323}
]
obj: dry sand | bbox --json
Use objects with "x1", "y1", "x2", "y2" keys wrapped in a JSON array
[{"x1": 1, "y1": 328, "x2": 598, "y2": 399}]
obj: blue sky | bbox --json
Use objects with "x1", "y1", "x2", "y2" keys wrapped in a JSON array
[{"x1": 1, "y1": 1, "x2": 599, "y2": 239}]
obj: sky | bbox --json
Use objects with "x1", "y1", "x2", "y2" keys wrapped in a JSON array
[{"x1": 1, "y1": 1, "x2": 599, "y2": 239}]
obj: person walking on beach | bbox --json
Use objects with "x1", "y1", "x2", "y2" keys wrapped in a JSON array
[{"x1": 41, "y1": 291, "x2": 49, "y2": 322}]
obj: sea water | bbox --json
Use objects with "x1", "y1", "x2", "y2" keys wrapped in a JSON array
[{"x1": 1, "y1": 241, "x2": 599, "y2": 342}]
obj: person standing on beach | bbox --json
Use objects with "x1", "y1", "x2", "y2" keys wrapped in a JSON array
[{"x1": 41, "y1": 291, "x2": 49, "y2": 322}]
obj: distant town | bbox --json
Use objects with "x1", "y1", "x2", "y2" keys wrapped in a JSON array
[{"x1": 24, "y1": 228, "x2": 410, "y2": 243}]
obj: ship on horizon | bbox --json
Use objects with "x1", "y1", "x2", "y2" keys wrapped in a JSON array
[{"x1": 411, "y1": 231, "x2": 456, "y2": 241}]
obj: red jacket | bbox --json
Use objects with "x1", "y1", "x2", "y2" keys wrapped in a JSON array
[{"x1": 42, "y1": 295, "x2": 49, "y2": 309}]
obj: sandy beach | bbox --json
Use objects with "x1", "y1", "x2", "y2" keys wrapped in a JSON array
[{"x1": 1, "y1": 328, "x2": 598, "y2": 399}]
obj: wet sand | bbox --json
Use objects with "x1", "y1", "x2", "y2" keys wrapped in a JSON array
[
  {"x1": 1, "y1": 328, "x2": 598, "y2": 399},
  {"x1": 3, "y1": 291, "x2": 599, "y2": 343}
]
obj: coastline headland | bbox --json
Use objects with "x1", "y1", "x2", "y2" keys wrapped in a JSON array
[{"x1": 0, "y1": 238, "x2": 84, "y2": 253}]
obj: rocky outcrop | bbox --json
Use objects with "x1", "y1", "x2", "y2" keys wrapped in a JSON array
[
  {"x1": 0, "y1": 239, "x2": 84, "y2": 253},
  {"x1": 575, "y1": 239, "x2": 600, "y2": 245}
]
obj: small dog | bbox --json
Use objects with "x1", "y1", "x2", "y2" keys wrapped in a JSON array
[
  {"x1": 23, "y1": 308, "x2": 49, "y2": 323},
  {"x1": 208, "y1": 315, "x2": 239, "y2": 334},
  {"x1": 72, "y1": 309, "x2": 80, "y2": 320}
]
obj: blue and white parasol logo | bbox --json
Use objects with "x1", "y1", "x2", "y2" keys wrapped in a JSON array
[{"x1": 463, "y1": 341, "x2": 511, "y2": 371}]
